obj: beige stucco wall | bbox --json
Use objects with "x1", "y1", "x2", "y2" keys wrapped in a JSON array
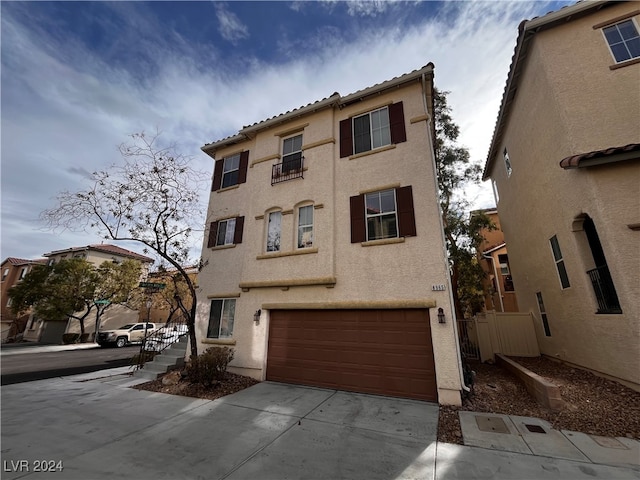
[
  {"x1": 488, "y1": 4, "x2": 640, "y2": 388},
  {"x1": 196, "y1": 79, "x2": 464, "y2": 404}
]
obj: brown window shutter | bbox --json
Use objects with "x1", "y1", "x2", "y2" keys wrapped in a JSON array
[
  {"x1": 349, "y1": 194, "x2": 366, "y2": 243},
  {"x1": 212, "y1": 160, "x2": 223, "y2": 191},
  {"x1": 233, "y1": 216, "x2": 245, "y2": 244},
  {"x1": 389, "y1": 102, "x2": 407, "y2": 144},
  {"x1": 238, "y1": 151, "x2": 249, "y2": 184},
  {"x1": 340, "y1": 118, "x2": 353, "y2": 158},
  {"x1": 396, "y1": 185, "x2": 416, "y2": 237},
  {"x1": 207, "y1": 221, "x2": 219, "y2": 248}
]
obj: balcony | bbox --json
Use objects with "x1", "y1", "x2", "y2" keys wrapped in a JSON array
[
  {"x1": 272, "y1": 154, "x2": 304, "y2": 185},
  {"x1": 587, "y1": 265, "x2": 622, "y2": 314}
]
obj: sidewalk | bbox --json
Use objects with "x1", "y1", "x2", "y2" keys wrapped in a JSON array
[
  {"x1": 0, "y1": 342, "x2": 100, "y2": 356},
  {"x1": 1, "y1": 366, "x2": 639, "y2": 479}
]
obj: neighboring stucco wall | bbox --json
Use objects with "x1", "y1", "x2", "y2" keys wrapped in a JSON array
[
  {"x1": 488, "y1": 4, "x2": 640, "y2": 388},
  {"x1": 196, "y1": 78, "x2": 463, "y2": 404}
]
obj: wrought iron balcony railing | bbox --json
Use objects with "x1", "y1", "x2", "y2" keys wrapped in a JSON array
[
  {"x1": 587, "y1": 265, "x2": 622, "y2": 314},
  {"x1": 272, "y1": 155, "x2": 304, "y2": 185}
]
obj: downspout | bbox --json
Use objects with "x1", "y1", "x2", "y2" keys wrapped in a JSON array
[
  {"x1": 482, "y1": 252, "x2": 504, "y2": 312},
  {"x1": 421, "y1": 72, "x2": 471, "y2": 394}
]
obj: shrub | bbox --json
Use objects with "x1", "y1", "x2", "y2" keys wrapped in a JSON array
[
  {"x1": 62, "y1": 333, "x2": 80, "y2": 344},
  {"x1": 186, "y1": 346, "x2": 234, "y2": 386}
]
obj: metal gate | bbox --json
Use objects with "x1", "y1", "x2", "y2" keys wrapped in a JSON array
[{"x1": 457, "y1": 317, "x2": 480, "y2": 361}]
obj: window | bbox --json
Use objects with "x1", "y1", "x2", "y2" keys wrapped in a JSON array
[
  {"x1": 498, "y1": 254, "x2": 510, "y2": 275},
  {"x1": 267, "y1": 211, "x2": 282, "y2": 252},
  {"x1": 603, "y1": 19, "x2": 640, "y2": 63},
  {"x1": 19, "y1": 268, "x2": 27, "y2": 280},
  {"x1": 536, "y1": 292, "x2": 552, "y2": 337},
  {"x1": 350, "y1": 186, "x2": 416, "y2": 243},
  {"x1": 340, "y1": 102, "x2": 406, "y2": 157},
  {"x1": 297, "y1": 205, "x2": 314, "y2": 248},
  {"x1": 504, "y1": 148, "x2": 512, "y2": 177},
  {"x1": 212, "y1": 151, "x2": 249, "y2": 191},
  {"x1": 207, "y1": 216, "x2": 244, "y2": 248},
  {"x1": 207, "y1": 299, "x2": 235, "y2": 338},
  {"x1": 282, "y1": 134, "x2": 303, "y2": 172},
  {"x1": 2, "y1": 268, "x2": 8, "y2": 281},
  {"x1": 353, "y1": 107, "x2": 391, "y2": 154},
  {"x1": 492, "y1": 180, "x2": 500, "y2": 204},
  {"x1": 549, "y1": 235, "x2": 570, "y2": 289},
  {"x1": 365, "y1": 190, "x2": 398, "y2": 241},
  {"x1": 215, "y1": 218, "x2": 236, "y2": 247}
]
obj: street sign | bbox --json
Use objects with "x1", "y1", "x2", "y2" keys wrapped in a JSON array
[
  {"x1": 139, "y1": 282, "x2": 166, "y2": 289},
  {"x1": 94, "y1": 299, "x2": 110, "y2": 305}
]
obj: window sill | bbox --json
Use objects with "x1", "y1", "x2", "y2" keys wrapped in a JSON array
[
  {"x1": 348, "y1": 144, "x2": 396, "y2": 160},
  {"x1": 609, "y1": 57, "x2": 640, "y2": 70},
  {"x1": 211, "y1": 244, "x2": 236, "y2": 251},
  {"x1": 216, "y1": 184, "x2": 240, "y2": 193},
  {"x1": 256, "y1": 248, "x2": 318, "y2": 260},
  {"x1": 203, "y1": 338, "x2": 237, "y2": 345},
  {"x1": 361, "y1": 237, "x2": 405, "y2": 247}
]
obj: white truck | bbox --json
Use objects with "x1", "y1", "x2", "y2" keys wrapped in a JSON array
[{"x1": 97, "y1": 322, "x2": 158, "y2": 348}]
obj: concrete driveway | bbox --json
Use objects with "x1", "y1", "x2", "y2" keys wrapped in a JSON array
[{"x1": 1, "y1": 368, "x2": 438, "y2": 480}]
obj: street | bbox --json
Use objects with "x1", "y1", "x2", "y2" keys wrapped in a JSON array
[{"x1": 0, "y1": 345, "x2": 139, "y2": 385}]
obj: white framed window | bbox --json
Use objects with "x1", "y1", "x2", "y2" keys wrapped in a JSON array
[
  {"x1": 19, "y1": 267, "x2": 27, "y2": 280},
  {"x1": 603, "y1": 19, "x2": 640, "y2": 63},
  {"x1": 215, "y1": 218, "x2": 236, "y2": 247},
  {"x1": 498, "y1": 254, "x2": 510, "y2": 275},
  {"x1": 297, "y1": 205, "x2": 314, "y2": 248},
  {"x1": 2, "y1": 268, "x2": 9, "y2": 281},
  {"x1": 536, "y1": 292, "x2": 552, "y2": 337},
  {"x1": 282, "y1": 134, "x2": 303, "y2": 172},
  {"x1": 267, "y1": 211, "x2": 282, "y2": 252},
  {"x1": 222, "y1": 153, "x2": 240, "y2": 189},
  {"x1": 365, "y1": 189, "x2": 398, "y2": 241},
  {"x1": 207, "y1": 298, "x2": 235, "y2": 339},
  {"x1": 503, "y1": 148, "x2": 512, "y2": 177},
  {"x1": 353, "y1": 106, "x2": 391, "y2": 154},
  {"x1": 549, "y1": 235, "x2": 570, "y2": 289}
]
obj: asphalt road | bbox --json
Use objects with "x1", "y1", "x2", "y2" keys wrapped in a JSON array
[{"x1": 0, "y1": 346, "x2": 139, "y2": 385}]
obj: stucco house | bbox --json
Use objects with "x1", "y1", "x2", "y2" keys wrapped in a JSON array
[
  {"x1": 472, "y1": 209, "x2": 519, "y2": 313},
  {"x1": 196, "y1": 63, "x2": 467, "y2": 405},
  {"x1": 0, "y1": 257, "x2": 47, "y2": 342},
  {"x1": 23, "y1": 244, "x2": 154, "y2": 343},
  {"x1": 483, "y1": 1, "x2": 639, "y2": 390}
]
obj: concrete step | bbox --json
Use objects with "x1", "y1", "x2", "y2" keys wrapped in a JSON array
[
  {"x1": 132, "y1": 368, "x2": 161, "y2": 380},
  {"x1": 153, "y1": 355, "x2": 185, "y2": 367}
]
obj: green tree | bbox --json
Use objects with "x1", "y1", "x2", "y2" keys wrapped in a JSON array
[
  {"x1": 41, "y1": 132, "x2": 207, "y2": 356},
  {"x1": 434, "y1": 89, "x2": 494, "y2": 318},
  {"x1": 9, "y1": 258, "x2": 142, "y2": 338}
]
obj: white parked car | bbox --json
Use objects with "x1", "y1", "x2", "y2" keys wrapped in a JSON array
[{"x1": 97, "y1": 323, "x2": 159, "y2": 348}]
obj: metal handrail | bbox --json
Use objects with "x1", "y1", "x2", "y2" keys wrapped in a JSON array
[
  {"x1": 587, "y1": 265, "x2": 621, "y2": 314},
  {"x1": 133, "y1": 315, "x2": 188, "y2": 369},
  {"x1": 272, "y1": 156, "x2": 304, "y2": 185}
]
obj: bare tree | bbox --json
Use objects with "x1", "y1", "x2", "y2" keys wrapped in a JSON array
[{"x1": 41, "y1": 132, "x2": 207, "y2": 356}]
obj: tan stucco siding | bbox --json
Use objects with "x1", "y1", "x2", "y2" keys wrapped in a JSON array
[{"x1": 488, "y1": 3, "x2": 640, "y2": 388}]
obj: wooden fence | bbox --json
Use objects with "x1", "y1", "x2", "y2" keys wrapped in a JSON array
[{"x1": 468, "y1": 311, "x2": 540, "y2": 362}]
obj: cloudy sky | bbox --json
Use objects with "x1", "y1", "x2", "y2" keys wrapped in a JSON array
[{"x1": 1, "y1": 0, "x2": 572, "y2": 262}]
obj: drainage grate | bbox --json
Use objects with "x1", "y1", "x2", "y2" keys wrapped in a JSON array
[{"x1": 525, "y1": 424, "x2": 546, "y2": 433}]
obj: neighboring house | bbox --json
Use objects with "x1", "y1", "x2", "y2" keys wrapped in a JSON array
[
  {"x1": 138, "y1": 265, "x2": 198, "y2": 325},
  {"x1": 472, "y1": 209, "x2": 519, "y2": 313},
  {"x1": 483, "y1": 2, "x2": 639, "y2": 390},
  {"x1": 196, "y1": 63, "x2": 466, "y2": 405},
  {"x1": 23, "y1": 244, "x2": 154, "y2": 343},
  {"x1": 0, "y1": 257, "x2": 47, "y2": 342}
]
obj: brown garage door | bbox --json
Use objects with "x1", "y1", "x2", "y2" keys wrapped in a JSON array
[{"x1": 266, "y1": 309, "x2": 437, "y2": 402}]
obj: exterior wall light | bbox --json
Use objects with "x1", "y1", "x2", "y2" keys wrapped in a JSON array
[
  {"x1": 437, "y1": 307, "x2": 446, "y2": 324},
  {"x1": 254, "y1": 309, "x2": 261, "y2": 325}
]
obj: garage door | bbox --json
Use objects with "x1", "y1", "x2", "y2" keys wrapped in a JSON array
[{"x1": 266, "y1": 309, "x2": 437, "y2": 402}]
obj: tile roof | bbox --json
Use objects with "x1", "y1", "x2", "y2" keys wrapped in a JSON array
[
  {"x1": 2, "y1": 257, "x2": 48, "y2": 266},
  {"x1": 43, "y1": 244, "x2": 154, "y2": 263},
  {"x1": 559, "y1": 143, "x2": 640, "y2": 169},
  {"x1": 202, "y1": 63, "x2": 435, "y2": 155}
]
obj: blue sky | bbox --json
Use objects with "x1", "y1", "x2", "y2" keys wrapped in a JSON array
[{"x1": 1, "y1": 0, "x2": 572, "y2": 262}]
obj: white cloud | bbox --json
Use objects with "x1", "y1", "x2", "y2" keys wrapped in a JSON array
[
  {"x1": 215, "y1": 2, "x2": 249, "y2": 44},
  {"x1": 1, "y1": 1, "x2": 565, "y2": 261}
]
